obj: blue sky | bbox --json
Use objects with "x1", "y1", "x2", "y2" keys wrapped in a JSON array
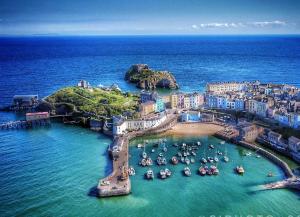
[{"x1": 0, "y1": 0, "x2": 300, "y2": 35}]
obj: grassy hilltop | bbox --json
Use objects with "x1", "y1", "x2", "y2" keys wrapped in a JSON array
[{"x1": 45, "y1": 86, "x2": 139, "y2": 117}]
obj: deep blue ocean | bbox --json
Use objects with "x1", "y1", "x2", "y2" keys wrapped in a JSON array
[
  {"x1": 1, "y1": 36, "x2": 300, "y2": 217},
  {"x1": 1, "y1": 35, "x2": 300, "y2": 106}
]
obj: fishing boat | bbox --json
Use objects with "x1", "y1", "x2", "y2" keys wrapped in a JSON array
[
  {"x1": 223, "y1": 156, "x2": 229, "y2": 162},
  {"x1": 140, "y1": 158, "x2": 147, "y2": 167},
  {"x1": 198, "y1": 167, "x2": 206, "y2": 176},
  {"x1": 190, "y1": 158, "x2": 195, "y2": 164},
  {"x1": 137, "y1": 143, "x2": 143, "y2": 149},
  {"x1": 171, "y1": 156, "x2": 179, "y2": 165},
  {"x1": 146, "y1": 157, "x2": 153, "y2": 166},
  {"x1": 201, "y1": 158, "x2": 207, "y2": 164},
  {"x1": 145, "y1": 169, "x2": 154, "y2": 180},
  {"x1": 160, "y1": 169, "x2": 167, "y2": 179},
  {"x1": 210, "y1": 165, "x2": 219, "y2": 175},
  {"x1": 184, "y1": 167, "x2": 192, "y2": 176},
  {"x1": 180, "y1": 157, "x2": 185, "y2": 163},
  {"x1": 209, "y1": 144, "x2": 215, "y2": 149},
  {"x1": 207, "y1": 157, "x2": 214, "y2": 163},
  {"x1": 185, "y1": 157, "x2": 190, "y2": 165},
  {"x1": 156, "y1": 157, "x2": 162, "y2": 166},
  {"x1": 142, "y1": 152, "x2": 147, "y2": 159},
  {"x1": 165, "y1": 168, "x2": 172, "y2": 177},
  {"x1": 236, "y1": 166, "x2": 245, "y2": 175},
  {"x1": 128, "y1": 166, "x2": 136, "y2": 176}
]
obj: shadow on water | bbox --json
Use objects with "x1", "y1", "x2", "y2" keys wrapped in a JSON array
[
  {"x1": 88, "y1": 186, "x2": 99, "y2": 198},
  {"x1": 88, "y1": 134, "x2": 113, "y2": 198}
]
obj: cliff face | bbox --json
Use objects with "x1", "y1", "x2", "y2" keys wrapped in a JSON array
[{"x1": 125, "y1": 64, "x2": 179, "y2": 90}]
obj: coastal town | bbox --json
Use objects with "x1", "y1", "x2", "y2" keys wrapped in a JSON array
[{"x1": 1, "y1": 80, "x2": 300, "y2": 197}]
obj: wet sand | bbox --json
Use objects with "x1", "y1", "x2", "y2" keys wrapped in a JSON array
[{"x1": 162, "y1": 122, "x2": 224, "y2": 136}]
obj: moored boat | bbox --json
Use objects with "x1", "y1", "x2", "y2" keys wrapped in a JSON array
[
  {"x1": 145, "y1": 169, "x2": 154, "y2": 180},
  {"x1": 171, "y1": 156, "x2": 179, "y2": 165},
  {"x1": 137, "y1": 143, "x2": 143, "y2": 149},
  {"x1": 201, "y1": 158, "x2": 207, "y2": 164},
  {"x1": 236, "y1": 166, "x2": 245, "y2": 175},
  {"x1": 198, "y1": 166, "x2": 206, "y2": 176},
  {"x1": 184, "y1": 167, "x2": 192, "y2": 176},
  {"x1": 128, "y1": 166, "x2": 136, "y2": 176},
  {"x1": 160, "y1": 169, "x2": 167, "y2": 179},
  {"x1": 209, "y1": 144, "x2": 215, "y2": 149},
  {"x1": 223, "y1": 156, "x2": 229, "y2": 162},
  {"x1": 165, "y1": 168, "x2": 172, "y2": 177}
]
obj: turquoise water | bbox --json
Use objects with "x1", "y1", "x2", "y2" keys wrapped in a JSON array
[
  {"x1": 1, "y1": 36, "x2": 300, "y2": 216},
  {"x1": 1, "y1": 124, "x2": 299, "y2": 217}
]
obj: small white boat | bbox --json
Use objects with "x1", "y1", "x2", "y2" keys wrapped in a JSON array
[
  {"x1": 190, "y1": 158, "x2": 195, "y2": 164},
  {"x1": 236, "y1": 166, "x2": 245, "y2": 175},
  {"x1": 171, "y1": 156, "x2": 179, "y2": 165},
  {"x1": 201, "y1": 158, "x2": 207, "y2": 164},
  {"x1": 151, "y1": 149, "x2": 155, "y2": 153},
  {"x1": 197, "y1": 141, "x2": 201, "y2": 146},
  {"x1": 161, "y1": 158, "x2": 167, "y2": 165},
  {"x1": 142, "y1": 152, "x2": 147, "y2": 159},
  {"x1": 137, "y1": 144, "x2": 143, "y2": 149},
  {"x1": 209, "y1": 144, "x2": 215, "y2": 149},
  {"x1": 177, "y1": 152, "x2": 182, "y2": 157},
  {"x1": 214, "y1": 157, "x2": 219, "y2": 163},
  {"x1": 163, "y1": 147, "x2": 168, "y2": 152},
  {"x1": 145, "y1": 169, "x2": 154, "y2": 180},
  {"x1": 256, "y1": 155, "x2": 261, "y2": 158},
  {"x1": 128, "y1": 166, "x2": 135, "y2": 176},
  {"x1": 185, "y1": 158, "x2": 190, "y2": 165},
  {"x1": 184, "y1": 167, "x2": 192, "y2": 176},
  {"x1": 180, "y1": 157, "x2": 185, "y2": 163},
  {"x1": 159, "y1": 153, "x2": 164, "y2": 157},
  {"x1": 173, "y1": 143, "x2": 179, "y2": 147},
  {"x1": 220, "y1": 141, "x2": 225, "y2": 145},
  {"x1": 223, "y1": 156, "x2": 229, "y2": 162},
  {"x1": 191, "y1": 151, "x2": 196, "y2": 156},
  {"x1": 160, "y1": 169, "x2": 167, "y2": 179},
  {"x1": 165, "y1": 168, "x2": 172, "y2": 177}
]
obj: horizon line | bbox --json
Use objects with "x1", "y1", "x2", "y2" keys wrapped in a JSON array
[{"x1": 1, "y1": 33, "x2": 300, "y2": 38}]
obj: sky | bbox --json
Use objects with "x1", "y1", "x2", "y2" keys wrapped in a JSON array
[{"x1": 0, "y1": 0, "x2": 300, "y2": 35}]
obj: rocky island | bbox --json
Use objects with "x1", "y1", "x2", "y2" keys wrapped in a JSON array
[{"x1": 125, "y1": 64, "x2": 179, "y2": 90}]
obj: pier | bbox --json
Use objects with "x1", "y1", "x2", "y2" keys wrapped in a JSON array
[
  {"x1": 0, "y1": 119, "x2": 50, "y2": 130},
  {"x1": 263, "y1": 177, "x2": 300, "y2": 191},
  {"x1": 97, "y1": 114, "x2": 178, "y2": 197}
]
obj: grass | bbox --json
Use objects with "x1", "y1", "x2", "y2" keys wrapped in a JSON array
[{"x1": 45, "y1": 86, "x2": 139, "y2": 117}]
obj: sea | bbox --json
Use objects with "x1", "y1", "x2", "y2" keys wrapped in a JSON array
[{"x1": 0, "y1": 35, "x2": 300, "y2": 217}]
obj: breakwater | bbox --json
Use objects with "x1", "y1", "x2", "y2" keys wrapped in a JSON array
[{"x1": 97, "y1": 114, "x2": 178, "y2": 197}]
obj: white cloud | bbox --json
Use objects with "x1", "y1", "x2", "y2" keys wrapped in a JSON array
[
  {"x1": 249, "y1": 20, "x2": 286, "y2": 27},
  {"x1": 191, "y1": 24, "x2": 198, "y2": 29},
  {"x1": 193, "y1": 21, "x2": 286, "y2": 29},
  {"x1": 199, "y1": 22, "x2": 244, "y2": 28}
]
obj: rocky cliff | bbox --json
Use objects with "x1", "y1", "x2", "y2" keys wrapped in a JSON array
[{"x1": 125, "y1": 64, "x2": 179, "y2": 90}]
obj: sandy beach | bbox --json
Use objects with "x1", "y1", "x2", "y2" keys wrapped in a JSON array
[{"x1": 161, "y1": 122, "x2": 224, "y2": 136}]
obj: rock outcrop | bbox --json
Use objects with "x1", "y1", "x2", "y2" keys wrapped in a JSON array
[{"x1": 125, "y1": 64, "x2": 179, "y2": 90}]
